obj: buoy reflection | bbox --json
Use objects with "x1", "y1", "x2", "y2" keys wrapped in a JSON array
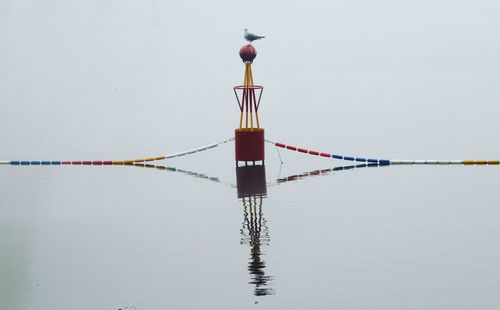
[{"x1": 236, "y1": 165, "x2": 274, "y2": 296}]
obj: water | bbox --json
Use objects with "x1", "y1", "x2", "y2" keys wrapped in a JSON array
[
  {"x1": 2, "y1": 154, "x2": 500, "y2": 309},
  {"x1": 2, "y1": 0, "x2": 500, "y2": 308}
]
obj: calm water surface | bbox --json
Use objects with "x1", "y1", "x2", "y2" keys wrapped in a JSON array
[{"x1": 1, "y1": 149, "x2": 500, "y2": 309}]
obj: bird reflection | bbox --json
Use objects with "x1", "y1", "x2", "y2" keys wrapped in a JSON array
[{"x1": 236, "y1": 165, "x2": 275, "y2": 296}]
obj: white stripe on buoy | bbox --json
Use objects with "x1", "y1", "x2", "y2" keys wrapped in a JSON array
[
  {"x1": 391, "y1": 159, "x2": 467, "y2": 165},
  {"x1": 437, "y1": 160, "x2": 451, "y2": 164},
  {"x1": 400, "y1": 160, "x2": 415, "y2": 164}
]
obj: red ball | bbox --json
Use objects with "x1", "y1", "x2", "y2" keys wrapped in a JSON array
[{"x1": 239, "y1": 44, "x2": 257, "y2": 62}]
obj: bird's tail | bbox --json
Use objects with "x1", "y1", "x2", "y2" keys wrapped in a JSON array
[{"x1": 258, "y1": 36, "x2": 266, "y2": 39}]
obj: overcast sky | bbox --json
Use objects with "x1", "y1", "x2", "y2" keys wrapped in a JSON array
[{"x1": 1, "y1": 0, "x2": 499, "y2": 159}]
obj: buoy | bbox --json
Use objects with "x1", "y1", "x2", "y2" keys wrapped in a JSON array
[{"x1": 234, "y1": 44, "x2": 265, "y2": 166}]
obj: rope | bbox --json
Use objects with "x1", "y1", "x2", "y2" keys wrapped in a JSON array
[
  {"x1": 274, "y1": 143, "x2": 284, "y2": 164},
  {"x1": 0, "y1": 138, "x2": 234, "y2": 166},
  {"x1": 165, "y1": 138, "x2": 233, "y2": 159},
  {"x1": 267, "y1": 140, "x2": 500, "y2": 166}
]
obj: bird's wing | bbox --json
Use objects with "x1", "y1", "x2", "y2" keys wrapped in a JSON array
[{"x1": 245, "y1": 32, "x2": 260, "y2": 41}]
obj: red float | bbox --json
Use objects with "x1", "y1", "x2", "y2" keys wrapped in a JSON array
[{"x1": 239, "y1": 44, "x2": 257, "y2": 63}]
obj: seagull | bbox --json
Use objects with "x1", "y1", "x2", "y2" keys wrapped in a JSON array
[{"x1": 244, "y1": 28, "x2": 266, "y2": 43}]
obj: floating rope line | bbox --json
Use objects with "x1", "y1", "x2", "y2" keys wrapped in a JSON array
[
  {"x1": 164, "y1": 138, "x2": 234, "y2": 159},
  {"x1": 267, "y1": 140, "x2": 500, "y2": 166},
  {"x1": 0, "y1": 138, "x2": 234, "y2": 166}
]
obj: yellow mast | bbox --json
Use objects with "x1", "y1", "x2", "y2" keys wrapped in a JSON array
[{"x1": 240, "y1": 62, "x2": 260, "y2": 130}]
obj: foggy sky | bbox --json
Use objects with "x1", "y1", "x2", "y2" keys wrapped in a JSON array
[{"x1": 1, "y1": 0, "x2": 499, "y2": 160}]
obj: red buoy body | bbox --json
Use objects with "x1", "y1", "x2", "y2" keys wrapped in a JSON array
[{"x1": 235, "y1": 128, "x2": 264, "y2": 163}]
